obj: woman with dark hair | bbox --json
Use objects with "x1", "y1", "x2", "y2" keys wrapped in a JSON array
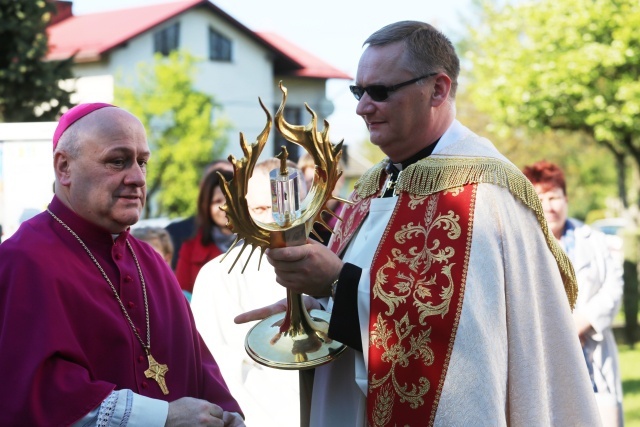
[{"x1": 175, "y1": 167, "x2": 235, "y2": 296}]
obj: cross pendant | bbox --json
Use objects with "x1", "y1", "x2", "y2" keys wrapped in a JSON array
[
  {"x1": 382, "y1": 176, "x2": 398, "y2": 197},
  {"x1": 382, "y1": 169, "x2": 402, "y2": 197},
  {"x1": 385, "y1": 179, "x2": 396, "y2": 193},
  {"x1": 144, "y1": 353, "x2": 169, "y2": 395}
]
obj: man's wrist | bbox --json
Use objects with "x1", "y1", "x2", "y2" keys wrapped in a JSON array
[{"x1": 329, "y1": 278, "x2": 339, "y2": 299}]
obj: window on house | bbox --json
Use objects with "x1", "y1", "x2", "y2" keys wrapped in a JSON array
[
  {"x1": 209, "y1": 27, "x2": 232, "y2": 61},
  {"x1": 154, "y1": 23, "x2": 180, "y2": 56},
  {"x1": 273, "y1": 106, "x2": 302, "y2": 163}
]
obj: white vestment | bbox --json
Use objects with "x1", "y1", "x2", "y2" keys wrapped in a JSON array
[
  {"x1": 310, "y1": 120, "x2": 602, "y2": 426},
  {"x1": 191, "y1": 247, "x2": 300, "y2": 427}
]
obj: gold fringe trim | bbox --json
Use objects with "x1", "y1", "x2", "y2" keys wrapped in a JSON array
[{"x1": 354, "y1": 157, "x2": 578, "y2": 309}]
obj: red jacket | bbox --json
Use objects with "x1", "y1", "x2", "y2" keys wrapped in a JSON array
[{"x1": 175, "y1": 230, "x2": 224, "y2": 293}]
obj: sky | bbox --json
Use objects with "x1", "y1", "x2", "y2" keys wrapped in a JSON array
[{"x1": 70, "y1": 0, "x2": 475, "y2": 147}]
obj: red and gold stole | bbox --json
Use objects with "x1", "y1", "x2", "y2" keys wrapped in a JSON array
[
  {"x1": 329, "y1": 189, "x2": 371, "y2": 256},
  {"x1": 367, "y1": 185, "x2": 476, "y2": 426},
  {"x1": 328, "y1": 156, "x2": 578, "y2": 426},
  {"x1": 330, "y1": 182, "x2": 477, "y2": 427}
]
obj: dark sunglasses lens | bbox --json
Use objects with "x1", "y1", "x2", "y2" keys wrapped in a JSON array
[
  {"x1": 349, "y1": 85, "x2": 364, "y2": 100},
  {"x1": 366, "y1": 86, "x2": 389, "y2": 102}
]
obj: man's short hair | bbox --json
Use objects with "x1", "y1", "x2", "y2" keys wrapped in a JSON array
[
  {"x1": 365, "y1": 21, "x2": 460, "y2": 98},
  {"x1": 54, "y1": 126, "x2": 81, "y2": 158}
]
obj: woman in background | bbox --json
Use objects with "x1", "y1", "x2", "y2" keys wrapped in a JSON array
[
  {"x1": 175, "y1": 167, "x2": 235, "y2": 298},
  {"x1": 523, "y1": 160, "x2": 624, "y2": 427}
]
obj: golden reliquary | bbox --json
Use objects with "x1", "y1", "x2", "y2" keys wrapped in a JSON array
[{"x1": 218, "y1": 82, "x2": 348, "y2": 370}]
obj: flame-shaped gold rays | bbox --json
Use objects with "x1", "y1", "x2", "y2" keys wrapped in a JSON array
[{"x1": 219, "y1": 82, "x2": 349, "y2": 272}]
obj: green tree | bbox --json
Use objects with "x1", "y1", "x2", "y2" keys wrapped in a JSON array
[
  {"x1": 464, "y1": 0, "x2": 640, "y2": 212},
  {"x1": 115, "y1": 51, "x2": 230, "y2": 218},
  {"x1": 456, "y1": 90, "x2": 619, "y2": 220},
  {"x1": 0, "y1": 0, "x2": 74, "y2": 121}
]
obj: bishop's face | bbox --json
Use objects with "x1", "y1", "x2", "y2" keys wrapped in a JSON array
[{"x1": 65, "y1": 109, "x2": 149, "y2": 233}]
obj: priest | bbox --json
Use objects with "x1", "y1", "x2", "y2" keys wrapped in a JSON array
[
  {"x1": 0, "y1": 103, "x2": 244, "y2": 426},
  {"x1": 238, "y1": 21, "x2": 603, "y2": 426}
]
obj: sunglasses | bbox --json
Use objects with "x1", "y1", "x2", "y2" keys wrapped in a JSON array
[{"x1": 349, "y1": 72, "x2": 438, "y2": 102}]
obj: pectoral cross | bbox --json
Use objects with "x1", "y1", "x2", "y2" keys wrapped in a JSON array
[
  {"x1": 144, "y1": 353, "x2": 169, "y2": 395},
  {"x1": 384, "y1": 177, "x2": 397, "y2": 194},
  {"x1": 382, "y1": 168, "x2": 402, "y2": 198}
]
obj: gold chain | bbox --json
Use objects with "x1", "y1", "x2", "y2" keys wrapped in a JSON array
[{"x1": 47, "y1": 208, "x2": 151, "y2": 352}]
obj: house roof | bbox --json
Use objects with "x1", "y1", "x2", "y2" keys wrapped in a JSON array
[
  {"x1": 256, "y1": 32, "x2": 351, "y2": 80},
  {"x1": 46, "y1": 0, "x2": 351, "y2": 80}
]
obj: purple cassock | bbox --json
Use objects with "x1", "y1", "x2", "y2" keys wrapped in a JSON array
[{"x1": 0, "y1": 196, "x2": 241, "y2": 426}]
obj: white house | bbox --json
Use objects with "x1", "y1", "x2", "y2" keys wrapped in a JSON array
[
  {"x1": 0, "y1": 0, "x2": 352, "y2": 241},
  {"x1": 46, "y1": 0, "x2": 351, "y2": 161}
]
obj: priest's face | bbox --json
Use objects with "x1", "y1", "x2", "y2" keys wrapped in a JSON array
[
  {"x1": 354, "y1": 42, "x2": 437, "y2": 162},
  {"x1": 64, "y1": 108, "x2": 149, "y2": 233},
  {"x1": 534, "y1": 185, "x2": 568, "y2": 240}
]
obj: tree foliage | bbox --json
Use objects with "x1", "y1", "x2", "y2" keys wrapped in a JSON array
[
  {"x1": 115, "y1": 51, "x2": 230, "y2": 218},
  {"x1": 456, "y1": 90, "x2": 618, "y2": 221},
  {"x1": 463, "y1": 0, "x2": 640, "y2": 213},
  {"x1": 0, "y1": 0, "x2": 74, "y2": 122}
]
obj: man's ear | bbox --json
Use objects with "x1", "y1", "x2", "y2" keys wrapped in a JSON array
[
  {"x1": 431, "y1": 73, "x2": 452, "y2": 107},
  {"x1": 54, "y1": 152, "x2": 72, "y2": 187}
]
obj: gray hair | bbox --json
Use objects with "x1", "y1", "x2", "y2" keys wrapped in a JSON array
[
  {"x1": 54, "y1": 125, "x2": 81, "y2": 158},
  {"x1": 365, "y1": 21, "x2": 460, "y2": 98}
]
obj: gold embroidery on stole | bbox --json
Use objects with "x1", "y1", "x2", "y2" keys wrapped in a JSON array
[
  {"x1": 367, "y1": 184, "x2": 476, "y2": 427},
  {"x1": 352, "y1": 157, "x2": 577, "y2": 309}
]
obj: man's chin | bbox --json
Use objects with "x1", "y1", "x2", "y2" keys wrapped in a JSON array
[{"x1": 116, "y1": 210, "x2": 142, "y2": 228}]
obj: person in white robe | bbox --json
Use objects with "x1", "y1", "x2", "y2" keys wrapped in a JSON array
[{"x1": 191, "y1": 159, "x2": 300, "y2": 427}]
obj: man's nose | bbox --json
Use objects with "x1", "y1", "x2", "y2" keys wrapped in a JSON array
[
  {"x1": 126, "y1": 163, "x2": 146, "y2": 186},
  {"x1": 355, "y1": 95, "x2": 375, "y2": 117}
]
